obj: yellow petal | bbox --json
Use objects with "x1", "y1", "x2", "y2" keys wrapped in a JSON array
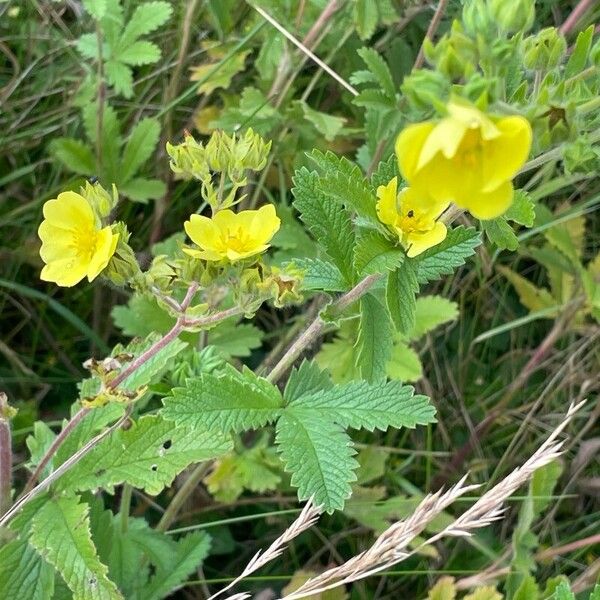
[
  {"x1": 481, "y1": 115, "x2": 532, "y2": 192},
  {"x1": 185, "y1": 214, "x2": 223, "y2": 252},
  {"x1": 458, "y1": 180, "x2": 514, "y2": 220},
  {"x1": 406, "y1": 221, "x2": 447, "y2": 257},
  {"x1": 183, "y1": 246, "x2": 224, "y2": 261},
  {"x1": 251, "y1": 204, "x2": 281, "y2": 244},
  {"x1": 376, "y1": 177, "x2": 399, "y2": 226},
  {"x1": 41, "y1": 257, "x2": 88, "y2": 287},
  {"x1": 417, "y1": 117, "x2": 467, "y2": 168},
  {"x1": 447, "y1": 100, "x2": 500, "y2": 140},
  {"x1": 87, "y1": 227, "x2": 118, "y2": 281},
  {"x1": 395, "y1": 122, "x2": 435, "y2": 180},
  {"x1": 38, "y1": 223, "x2": 73, "y2": 262},
  {"x1": 226, "y1": 245, "x2": 269, "y2": 262},
  {"x1": 42, "y1": 191, "x2": 95, "y2": 229},
  {"x1": 398, "y1": 185, "x2": 449, "y2": 218}
]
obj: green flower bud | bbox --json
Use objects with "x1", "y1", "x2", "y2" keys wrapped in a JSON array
[
  {"x1": 424, "y1": 21, "x2": 477, "y2": 80},
  {"x1": 81, "y1": 181, "x2": 118, "y2": 219},
  {"x1": 490, "y1": 0, "x2": 535, "y2": 33},
  {"x1": 523, "y1": 28, "x2": 566, "y2": 70},
  {"x1": 103, "y1": 223, "x2": 142, "y2": 287},
  {"x1": 563, "y1": 135, "x2": 600, "y2": 174},
  {"x1": 462, "y1": 0, "x2": 495, "y2": 38},
  {"x1": 401, "y1": 69, "x2": 450, "y2": 112},
  {"x1": 167, "y1": 134, "x2": 210, "y2": 180}
]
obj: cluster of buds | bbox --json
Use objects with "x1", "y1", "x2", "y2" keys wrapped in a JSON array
[
  {"x1": 523, "y1": 28, "x2": 567, "y2": 71},
  {"x1": 166, "y1": 129, "x2": 271, "y2": 211}
]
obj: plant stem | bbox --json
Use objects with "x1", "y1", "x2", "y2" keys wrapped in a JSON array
[
  {"x1": 120, "y1": 484, "x2": 133, "y2": 533},
  {"x1": 156, "y1": 462, "x2": 212, "y2": 532},
  {"x1": 0, "y1": 394, "x2": 12, "y2": 517},
  {"x1": 560, "y1": 0, "x2": 598, "y2": 35},
  {"x1": 267, "y1": 273, "x2": 381, "y2": 384},
  {"x1": 95, "y1": 22, "x2": 105, "y2": 169},
  {"x1": 414, "y1": 0, "x2": 449, "y2": 69}
]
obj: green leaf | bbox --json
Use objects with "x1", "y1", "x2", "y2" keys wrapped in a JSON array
[
  {"x1": 105, "y1": 60, "x2": 134, "y2": 98},
  {"x1": 276, "y1": 411, "x2": 358, "y2": 512},
  {"x1": 415, "y1": 226, "x2": 481, "y2": 284},
  {"x1": 0, "y1": 538, "x2": 55, "y2": 600},
  {"x1": 208, "y1": 319, "x2": 263, "y2": 357},
  {"x1": 497, "y1": 266, "x2": 558, "y2": 313},
  {"x1": 292, "y1": 168, "x2": 356, "y2": 283},
  {"x1": 118, "y1": 41, "x2": 161, "y2": 66},
  {"x1": 386, "y1": 341, "x2": 423, "y2": 382},
  {"x1": 355, "y1": 446, "x2": 388, "y2": 485},
  {"x1": 357, "y1": 47, "x2": 395, "y2": 98},
  {"x1": 57, "y1": 415, "x2": 232, "y2": 495},
  {"x1": 120, "y1": 177, "x2": 166, "y2": 202},
  {"x1": 82, "y1": 0, "x2": 107, "y2": 19},
  {"x1": 112, "y1": 294, "x2": 174, "y2": 338},
  {"x1": 284, "y1": 360, "x2": 333, "y2": 403},
  {"x1": 588, "y1": 584, "x2": 600, "y2": 600},
  {"x1": 463, "y1": 587, "x2": 502, "y2": 600},
  {"x1": 387, "y1": 259, "x2": 419, "y2": 334},
  {"x1": 483, "y1": 218, "x2": 519, "y2": 251},
  {"x1": 564, "y1": 25, "x2": 594, "y2": 78},
  {"x1": 505, "y1": 190, "x2": 535, "y2": 227},
  {"x1": 50, "y1": 138, "x2": 96, "y2": 176},
  {"x1": 353, "y1": 0, "x2": 379, "y2": 40},
  {"x1": 552, "y1": 581, "x2": 574, "y2": 600},
  {"x1": 30, "y1": 496, "x2": 122, "y2": 600},
  {"x1": 289, "y1": 379, "x2": 435, "y2": 431},
  {"x1": 410, "y1": 295, "x2": 458, "y2": 340},
  {"x1": 119, "y1": 1, "x2": 173, "y2": 47},
  {"x1": 300, "y1": 101, "x2": 345, "y2": 141},
  {"x1": 356, "y1": 293, "x2": 393, "y2": 382},
  {"x1": 427, "y1": 576, "x2": 456, "y2": 599},
  {"x1": 370, "y1": 154, "x2": 397, "y2": 189},
  {"x1": 513, "y1": 575, "x2": 539, "y2": 600},
  {"x1": 162, "y1": 367, "x2": 283, "y2": 432},
  {"x1": 76, "y1": 33, "x2": 99, "y2": 60},
  {"x1": 120, "y1": 118, "x2": 160, "y2": 183},
  {"x1": 292, "y1": 258, "x2": 348, "y2": 292},
  {"x1": 308, "y1": 150, "x2": 378, "y2": 222},
  {"x1": 26, "y1": 421, "x2": 57, "y2": 481},
  {"x1": 138, "y1": 532, "x2": 211, "y2": 600},
  {"x1": 354, "y1": 229, "x2": 404, "y2": 275}
]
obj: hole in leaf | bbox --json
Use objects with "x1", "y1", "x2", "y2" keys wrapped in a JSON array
[
  {"x1": 162, "y1": 439, "x2": 172, "y2": 450},
  {"x1": 151, "y1": 464, "x2": 158, "y2": 472}
]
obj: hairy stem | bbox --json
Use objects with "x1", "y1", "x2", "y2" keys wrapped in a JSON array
[
  {"x1": 120, "y1": 484, "x2": 133, "y2": 533},
  {"x1": 0, "y1": 394, "x2": 12, "y2": 518},
  {"x1": 156, "y1": 461, "x2": 212, "y2": 532},
  {"x1": 414, "y1": 0, "x2": 449, "y2": 69},
  {"x1": 267, "y1": 274, "x2": 381, "y2": 384}
]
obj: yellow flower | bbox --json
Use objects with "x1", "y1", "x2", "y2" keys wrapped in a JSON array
[
  {"x1": 395, "y1": 100, "x2": 532, "y2": 220},
  {"x1": 376, "y1": 177, "x2": 448, "y2": 258},
  {"x1": 38, "y1": 191, "x2": 118, "y2": 287},
  {"x1": 184, "y1": 204, "x2": 281, "y2": 262}
]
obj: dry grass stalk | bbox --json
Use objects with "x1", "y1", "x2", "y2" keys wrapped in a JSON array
[
  {"x1": 215, "y1": 401, "x2": 582, "y2": 600},
  {"x1": 213, "y1": 498, "x2": 321, "y2": 600}
]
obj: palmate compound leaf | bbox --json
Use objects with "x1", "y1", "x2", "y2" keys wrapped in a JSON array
[
  {"x1": 276, "y1": 411, "x2": 358, "y2": 512},
  {"x1": 29, "y1": 495, "x2": 122, "y2": 600},
  {"x1": 56, "y1": 415, "x2": 232, "y2": 495},
  {"x1": 289, "y1": 379, "x2": 436, "y2": 432},
  {"x1": 161, "y1": 365, "x2": 283, "y2": 432}
]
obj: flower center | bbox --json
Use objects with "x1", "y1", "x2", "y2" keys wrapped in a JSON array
[
  {"x1": 223, "y1": 226, "x2": 252, "y2": 252},
  {"x1": 71, "y1": 226, "x2": 99, "y2": 260},
  {"x1": 397, "y1": 209, "x2": 434, "y2": 234},
  {"x1": 456, "y1": 129, "x2": 483, "y2": 169}
]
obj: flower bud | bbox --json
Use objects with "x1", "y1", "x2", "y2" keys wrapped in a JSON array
[
  {"x1": 102, "y1": 223, "x2": 142, "y2": 287},
  {"x1": 401, "y1": 70, "x2": 450, "y2": 113},
  {"x1": 462, "y1": 0, "x2": 495, "y2": 38},
  {"x1": 81, "y1": 181, "x2": 118, "y2": 219},
  {"x1": 490, "y1": 0, "x2": 535, "y2": 33},
  {"x1": 523, "y1": 28, "x2": 566, "y2": 70},
  {"x1": 166, "y1": 134, "x2": 210, "y2": 180}
]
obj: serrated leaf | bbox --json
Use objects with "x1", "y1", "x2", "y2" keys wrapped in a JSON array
[
  {"x1": 497, "y1": 266, "x2": 558, "y2": 313},
  {"x1": 57, "y1": 415, "x2": 232, "y2": 495},
  {"x1": 514, "y1": 575, "x2": 539, "y2": 600},
  {"x1": 588, "y1": 584, "x2": 600, "y2": 600},
  {"x1": 162, "y1": 367, "x2": 283, "y2": 432},
  {"x1": 119, "y1": 1, "x2": 173, "y2": 47},
  {"x1": 76, "y1": 33, "x2": 100, "y2": 60},
  {"x1": 0, "y1": 538, "x2": 55, "y2": 600},
  {"x1": 370, "y1": 154, "x2": 397, "y2": 189},
  {"x1": 387, "y1": 259, "x2": 419, "y2": 334},
  {"x1": 292, "y1": 258, "x2": 348, "y2": 292},
  {"x1": 356, "y1": 293, "x2": 393, "y2": 381},
  {"x1": 552, "y1": 582, "x2": 575, "y2": 600},
  {"x1": 292, "y1": 168, "x2": 356, "y2": 283},
  {"x1": 120, "y1": 177, "x2": 166, "y2": 202},
  {"x1": 353, "y1": 0, "x2": 379, "y2": 40},
  {"x1": 300, "y1": 101, "x2": 346, "y2": 141},
  {"x1": 82, "y1": 0, "x2": 107, "y2": 19},
  {"x1": 139, "y1": 532, "x2": 211, "y2": 600},
  {"x1": 26, "y1": 421, "x2": 57, "y2": 481},
  {"x1": 428, "y1": 576, "x2": 456, "y2": 599},
  {"x1": 276, "y1": 411, "x2": 358, "y2": 512},
  {"x1": 564, "y1": 25, "x2": 594, "y2": 78},
  {"x1": 120, "y1": 118, "x2": 160, "y2": 183},
  {"x1": 112, "y1": 294, "x2": 174, "y2": 338},
  {"x1": 208, "y1": 319, "x2": 263, "y2": 357},
  {"x1": 386, "y1": 341, "x2": 423, "y2": 382},
  {"x1": 506, "y1": 190, "x2": 535, "y2": 227},
  {"x1": 30, "y1": 496, "x2": 122, "y2": 600},
  {"x1": 289, "y1": 379, "x2": 435, "y2": 431},
  {"x1": 118, "y1": 41, "x2": 161, "y2": 66},
  {"x1": 354, "y1": 89, "x2": 395, "y2": 110},
  {"x1": 50, "y1": 138, "x2": 96, "y2": 176},
  {"x1": 415, "y1": 226, "x2": 481, "y2": 284},
  {"x1": 284, "y1": 360, "x2": 333, "y2": 403},
  {"x1": 105, "y1": 60, "x2": 134, "y2": 98},
  {"x1": 410, "y1": 295, "x2": 458, "y2": 340},
  {"x1": 483, "y1": 218, "x2": 519, "y2": 251},
  {"x1": 357, "y1": 47, "x2": 395, "y2": 98},
  {"x1": 308, "y1": 150, "x2": 378, "y2": 222},
  {"x1": 354, "y1": 229, "x2": 404, "y2": 275},
  {"x1": 464, "y1": 587, "x2": 502, "y2": 600}
]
